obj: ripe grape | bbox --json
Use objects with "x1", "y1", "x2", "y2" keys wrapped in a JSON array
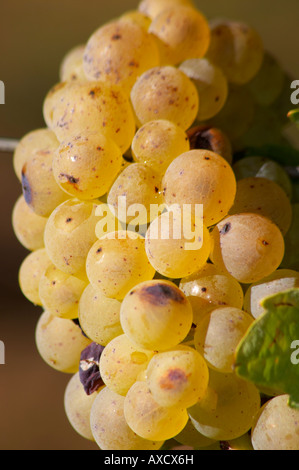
[
  {"x1": 59, "y1": 45, "x2": 87, "y2": 82},
  {"x1": 138, "y1": 0, "x2": 194, "y2": 19},
  {"x1": 119, "y1": 10, "x2": 151, "y2": 31},
  {"x1": 19, "y1": 248, "x2": 52, "y2": 306},
  {"x1": 174, "y1": 419, "x2": 217, "y2": 449},
  {"x1": 12, "y1": 195, "x2": 47, "y2": 251}
]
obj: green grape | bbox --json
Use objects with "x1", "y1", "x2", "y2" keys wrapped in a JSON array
[
  {"x1": 19, "y1": 248, "x2": 52, "y2": 306},
  {"x1": 162, "y1": 149, "x2": 237, "y2": 227},
  {"x1": 39, "y1": 264, "x2": 87, "y2": 320},
  {"x1": 188, "y1": 370, "x2": 261, "y2": 441},
  {"x1": 251, "y1": 395, "x2": 299, "y2": 450},
  {"x1": 131, "y1": 66, "x2": 199, "y2": 131},
  {"x1": 146, "y1": 345, "x2": 209, "y2": 408},
  {"x1": 229, "y1": 177, "x2": 293, "y2": 235},
  {"x1": 64, "y1": 372, "x2": 100, "y2": 441},
  {"x1": 86, "y1": 231, "x2": 155, "y2": 300},
  {"x1": 138, "y1": 0, "x2": 194, "y2": 19},
  {"x1": 124, "y1": 381, "x2": 189, "y2": 441},
  {"x1": 12, "y1": 195, "x2": 47, "y2": 251},
  {"x1": 99, "y1": 334, "x2": 155, "y2": 396},
  {"x1": 78, "y1": 284, "x2": 123, "y2": 346},
  {"x1": 13, "y1": 128, "x2": 59, "y2": 182},
  {"x1": 210, "y1": 213, "x2": 285, "y2": 284},
  {"x1": 149, "y1": 6, "x2": 210, "y2": 66},
  {"x1": 248, "y1": 52, "x2": 285, "y2": 107},
  {"x1": 244, "y1": 269, "x2": 299, "y2": 319},
  {"x1": 232, "y1": 156, "x2": 293, "y2": 200},
  {"x1": 35, "y1": 311, "x2": 91, "y2": 374},
  {"x1": 131, "y1": 120, "x2": 190, "y2": 175},
  {"x1": 281, "y1": 204, "x2": 299, "y2": 270},
  {"x1": 119, "y1": 10, "x2": 151, "y2": 31},
  {"x1": 44, "y1": 199, "x2": 100, "y2": 278},
  {"x1": 83, "y1": 20, "x2": 160, "y2": 96},
  {"x1": 179, "y1": 263, "x2": 244, "y2": 325},
  {"x1": 207, "y1": 85, "x2": 256, "y2": 142},
  {"x1": 194, "y1": 307, "x2": 254, "y2": 373},
  {"x1": 59, "y1": 45, "x2": 87, "y2": 82},
  {"x1": 107, "y1": 163, "x2": 163, "y2": 225},
  {"x1": 206, "y1": 19, "x2": 264, "y2": 85},
  {"x1": 53, "y1": 133, "x2": 123, "y2": 200},
  {"x1": 90, "y1": 386, "x2": 164, "y2": 450},
  {"x1": 179, "y1": 58, "x2": 228, "y2": 121},
  {"x1": 44, "y1": 81, "x2": 136, "y2": 153},
  {"x1": 120, "y1": 279, "x2": 193, "y2": 351},
  {"x1": 187, "y1": 125, "x2": 233, "y2": 165},
  {"x1": 174, "y1": 419, "x2": 217, "y2": 449},
  {"x1": 145, "y1": 208, "x2": 211, "y2": 279}
]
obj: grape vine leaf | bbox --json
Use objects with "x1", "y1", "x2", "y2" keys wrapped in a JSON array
[{"x1": 234, "y1": 289, "x2": 299, "y2": 409}]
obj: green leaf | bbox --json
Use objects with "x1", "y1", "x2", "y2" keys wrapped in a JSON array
[
  {"x1": 235, "y1": 289, "x2": 299, "y2": 409},
  {"x1": 288, "y1": 109, "x2": 299, "y2": 126}
]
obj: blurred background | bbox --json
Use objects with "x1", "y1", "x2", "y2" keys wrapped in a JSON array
[{"x1": 0, "y1": 0, "x2": 298, "y2": 450}]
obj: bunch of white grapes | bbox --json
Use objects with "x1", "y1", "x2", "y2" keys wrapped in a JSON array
[{"x1": 12, "y1": 0, "x2": 299, "y2": 451}]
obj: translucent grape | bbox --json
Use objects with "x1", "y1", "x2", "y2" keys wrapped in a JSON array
[
  {"x1": 146, "y1": 346, "x2": 209, "y2": 408},
  {"x1": 64, "y1": 372, "x2": 100, "y2": 441},
  {"x1": 194, "y1": 307, "x2": 254, "y2": 373},
  {"x1": 179, "y1": 58, "x2": 228, "y2": 121},
  {"x1": 59, "y1": 45, "x2": 87, "y2": 82},
  {"x1": 248, "y1": 52, "x2": 285, "y2": 107},
  {"x1": 188, "y1": 370, "x2": 261, "y2": 441},
  {"x1": 162, "y1": 149, "x2": 237, "y2": 227},
  {"x1": 19, "y1": 248, "x2": 52, "y2": 306},
  {"x1": 13, "y1": 128, "x2": 59, "y2": 182},
  {"x1": 90, "y1": 386, "x2": 164, "y2": 450},
  {"x1": 83, "y1": 20, "x2": 160, "y2": 95},
  {"x1": 145, "y1": 208, "x2": 211, "y2": 279},
  {"x1": 124, "y1": 381, "x2": 189, "y2": 441},
  {"x1": 53, "y1": 133, "x2": 123, "y2": 200},
  {"x1": 206, "y1": 19, "x2": 264, "y2": 85},
  {"x1": 44, "y1": 199, "x2": 100, "y2": 278},
  {"x1": 131, "y1": 66, "x2": 199, "y2": 131},
  {"x1": 149, "y1": 6, "x2": 210, "y2": 66},
  {"x1": 187, "y1": 125, "x2": 233, "y2": 165},
  {"x1": 210, "y1": 213, "x2": 285, "y2": 284},
  {"x1": 244, "y1": 269, "x2": 299, "y2": 319},
  {"x1": 39, "y1": 264, "x2": 87, "y2": 320},
  {"x1": 281, "y1": 204, "x2": 299, "y2": 270},
  {"x1": 120, "y1": 279, "x2": 193, "y2": 351},
  {"x1": 12, "y1": 195, "x2": 47, "y2": 251},
  {"x1": 44, "y1": 81, "x2": 136, "y2": 153},
  {"x1": 119, "y1": 10, "x2": 151, "y2": 31},
  {"x1": 86, "y1": 231, "x2": 155, "y2": 300},
  {"x1": 78, "y1": 284, "x2": 123, "y2": 346},
  {"x1": 251, "y1": 395, "x2": 299, "y2": 450},
  {"x1": 99, "y1": 334, "x2": 155, "y2": 396},
  {"x1": 107, "y1": 163, "x2": 163, "y2": 225},
  {"x1": 138, "y1": 0, "x2": 194, "y2": 19},
  {"x1": 131, "y1": 120, "x2": 190, "y2": 174},
  {"x1": 229, "y1": 177, "x2": 293, "y2": 235},
  {"x1": 174, "y1": 419, "x2": 217, "y2": 449},
  {"x1": 35, "y1": 311, "x2": 91, "y2": 374},
  {"x1": 179, "y1": 263, "x2": 244, "y2": 325}
]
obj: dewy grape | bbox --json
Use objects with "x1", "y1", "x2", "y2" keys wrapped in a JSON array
[{"x1": 11, "y1": 0, "x2": 299, "y2": 451}]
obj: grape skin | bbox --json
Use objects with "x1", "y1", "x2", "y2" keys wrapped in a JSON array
[
  {"x1": 12, "y1": 195, "x2": 47, "y2": 252},
  {"x1": 19, "y1": 248, "x2": 52, "y2": 306},
  {"x1": 59, "y1": 45, "x2": 87, "y2": 82}
]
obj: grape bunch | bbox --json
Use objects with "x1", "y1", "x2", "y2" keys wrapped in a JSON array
[{"x1": 12, "y1": 0, "x2": 299, "y2": 451}]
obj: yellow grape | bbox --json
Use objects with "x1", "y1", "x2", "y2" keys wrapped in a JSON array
[
  {"x1": 120, "y1": 279, "x2": 193, "y2": 351},
  {"x1": 43, "y1": 82, "x2": 69, "y2": 129},
  {"x1": 90, "y1": 386, "x2": 164, "y2": 450},
  {"x1": 174, "y1": 419, "x2": 217, "y2": 449},
  {"x1": 99, "y1": 334, "x2": 155, "y2": 396},
  {"x1": 162, "y1": 149, "x2": 237, "y2": 227},
  {"x1": 138, "y1": 0, "x2": 194, "y2": 19},
  {"x1": 149, "y1": 6, "x2": 210, "y2": 66},
  {"x1": 210, "y1": 213, "x2": 285, "y2": 284},
  {"x1": 53, "y1": 133, "x2": 123, "y2": 200},
  {"x1": 119, "y1": 10, "x2": 151, "y2": 31},
  {"x1": 131, "y1": 66, "x2": 199, "y2": 131},
  {"x1": 35, "y1": 311, "x2": 91, "y2": 374},
  {"x1": 19, "y1": 248, "x2": 52, "y2": 306},
  {"x1": 59, "y1": 45, "x2": 87, "y2": 82},
  {"x1": 179, "y1": 58, "x2": 228, "y2": 121},
  {"x1": 187, "y1": 125, "x2": 233, "y2": 165},
  {"x1": 229, "y1": 177, "x2": 293, "y2": 235},
  {"x1": 206, "y1": 19, "x2": 264, "y2": 85},
  {"x1": 124, "y1": 381, "x2": 189, "y2": 441},
  {"x1": 83, "y1": 20, "x2": 160, "y2": 95},
  {"x1": 39, "y1": 264, "x2": 87, "y2": 320},
  {"x1": 146, "y1": 345, "x2": 209, "y2": 408},
  {"x1": 86, "y1": 231, "x2": 155, "y2": 300},
  {"x1": 131, "y1": 120, "x2": 190, "y2": 175},
  {"x1": 78, "y1": 284, "x2": 123, "y2": 346},
  {"x1": 12, "y1": 195, "x2": 47, "y2": 251}
]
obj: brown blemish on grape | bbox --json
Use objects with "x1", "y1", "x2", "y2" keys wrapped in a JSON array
[
  {"x1": 220, "y1": 223, "x2": 232, "y2": 235},
  {"x1": 59, "y1": 173, "x2": 79, "y2": 185},
  {"x1": 141, "y1": 283, "x2": 186, "y2": 306},
  {"x1": 159, "y1": 368, "x2": 188, "y2": 390}
]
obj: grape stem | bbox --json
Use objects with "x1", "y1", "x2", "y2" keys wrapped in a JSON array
[{"x1": 0, "y1": 138, "x2": 19, "y2": 153}]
